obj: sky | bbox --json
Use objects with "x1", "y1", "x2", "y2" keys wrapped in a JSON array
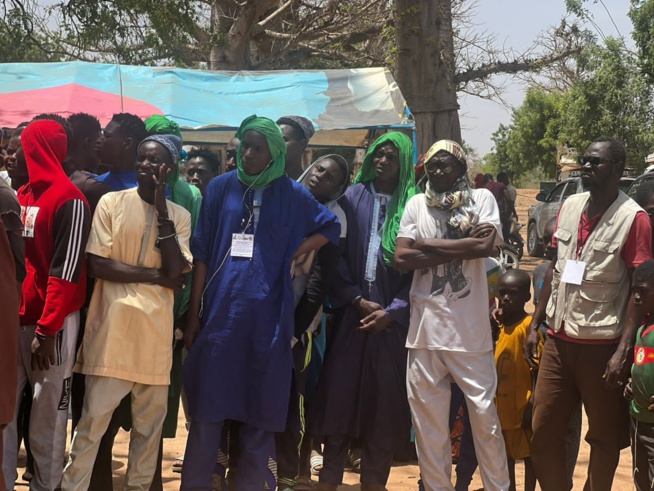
[{"x1": 458, "y1": 0, "x2": 633, "y2": 157}]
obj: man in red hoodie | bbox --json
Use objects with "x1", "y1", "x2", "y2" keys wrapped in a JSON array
[{"x1": 2, "y1": 120, "x2": 91, "y2": 491}]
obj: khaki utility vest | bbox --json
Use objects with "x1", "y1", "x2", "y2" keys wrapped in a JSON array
[{"x1": 546, "y1": 191, "x2": 641, "y2": 340}]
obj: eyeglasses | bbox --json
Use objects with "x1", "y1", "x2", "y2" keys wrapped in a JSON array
[
  {"x1": 426, "y1": 160, "x2": 454, "y2": 174},
  {"x1": 578, "y1": 156, "x2": 610, "y2": 166}
]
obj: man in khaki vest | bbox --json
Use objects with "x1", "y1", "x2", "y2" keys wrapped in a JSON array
[{"x1": 524, "y1": 137, "x2": 652, "y2": 491}]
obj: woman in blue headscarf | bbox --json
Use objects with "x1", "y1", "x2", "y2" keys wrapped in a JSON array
[{"x1": 180, "y1": 115, "x2": 340, "y2": 491}]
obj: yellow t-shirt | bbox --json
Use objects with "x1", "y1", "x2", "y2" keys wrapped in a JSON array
[
  {"x1": 75, "y1": 188, "x2": 193, "y2": 385},
  {"x1": 495, "y1": 315, "x2": 534, "y2": 431}
]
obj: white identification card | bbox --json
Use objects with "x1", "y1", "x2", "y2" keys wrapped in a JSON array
[
  {"x1": 21, "y1": 206, "x2": 40, "y2": 238},
  {"x1": 561, "y1": 260, "x2": 586, "y2": 285},
  {"x1": 231, "y1": 233, "x2": 254, "y2": 258}
]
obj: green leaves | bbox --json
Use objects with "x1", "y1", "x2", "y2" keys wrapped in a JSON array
[{"x1": 629, "y1": 0, "x2": 654, "y2": 83}]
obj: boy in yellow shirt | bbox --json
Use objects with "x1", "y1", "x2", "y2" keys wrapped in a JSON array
[{"x1": 491, "y1": 269, "x2": 538, "y2": 491}]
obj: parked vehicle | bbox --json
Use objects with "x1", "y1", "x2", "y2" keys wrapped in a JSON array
[{"x1": 527, "y1": 178, "x2": 581, "y2": 257}]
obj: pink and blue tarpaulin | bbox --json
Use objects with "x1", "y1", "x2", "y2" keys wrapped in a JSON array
[{"x1": 0, "y1": 62, "x2": 414, "y2": 148}]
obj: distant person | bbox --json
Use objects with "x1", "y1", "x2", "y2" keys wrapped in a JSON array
[
  {"x1": 497, "y1": 172, "x2": 517, "y2": 218},
  {"x1": 3, "y1": 125, "x2": 29, "y2": 191},
  {"x1": 65, "y1": 113, "x2": 113, "y2": 213},
  {"x1": 277, "y1": 116, "x2": 315, "y2": 180},
  {"x1": 225, "y1": 137, "x2": 239, "y2": 173},
  {"x1": 473, "y1": 173, "x2": 485, "y2": 189},
  {"x1": 186, "y1": 148, "x2": 221, "y2": 197},
  {"x1": 485, "y1": 173, "x2": 510, "y2": 238},
  {"x1": 95, "y1": 113, "x2": 149, "y2": 191},
  {"x1": 64, "y1": 113, "x2": 102, "y2": 174}
]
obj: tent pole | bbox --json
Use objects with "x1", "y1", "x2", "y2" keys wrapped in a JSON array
[
  {"x1": 116, "y1": 60, "x2": 124, "y2": 112},
  {"x1": 405, "y1": 105, "x2": 418, "y2": 165}
]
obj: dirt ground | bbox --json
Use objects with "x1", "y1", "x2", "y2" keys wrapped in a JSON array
[{"x1": 12, "y1": 190, "x2": 636, "y2": 490}]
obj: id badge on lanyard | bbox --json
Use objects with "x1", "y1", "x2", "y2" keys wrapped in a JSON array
[
  {"x1": 562, "y1": 219, "x2": 587, "y2": 285},
  {"x1": 231, "y1": 233, "x2": 254, "y2": 258}
]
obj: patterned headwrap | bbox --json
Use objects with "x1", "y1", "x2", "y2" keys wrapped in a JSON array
[
  {"x1": 354, "y1": 132, "x2": 419, "y2": 265},
  {"x1": 276, "y1": 115, "x2": 316, "y2": 141},
  {"x1": 138, "y1": 134, "x2": 183, "y2": 165},
  {"x1": 235, "y1": 115, "x2": 287, "y2": 187},
  {"x1": 423, "y1": 139, "x2": 478, "y2": 236},
  {"x1": 423, "y1": 139, "x2": 468, "y2": 169}
]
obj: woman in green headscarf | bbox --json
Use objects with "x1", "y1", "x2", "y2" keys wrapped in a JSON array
[{"x1": 309, "y1": 132, "x2": 417, "y2": 491}]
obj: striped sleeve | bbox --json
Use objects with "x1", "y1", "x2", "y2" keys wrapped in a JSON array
[
  {"x1": 50, "y1": 199, "x2": 90, "y2": 283},
  {"x1": 35, "y1": 199, "x2": 91, "y2": 337}
]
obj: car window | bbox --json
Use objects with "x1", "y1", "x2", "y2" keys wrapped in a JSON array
[
  {"x1": 562, "y1": 181, "x2": 579, "y2": 201},
  {"x1": 547, "y1": 183, "x2": 567, "y2": 203}
]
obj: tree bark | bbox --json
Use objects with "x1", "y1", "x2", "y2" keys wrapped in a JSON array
[
  {"x1": 208, "y1": 0, "x2": 278, "y2": 70},
  {"x1": 394, "y1": 0, "x2": 461, "y2": 153}
]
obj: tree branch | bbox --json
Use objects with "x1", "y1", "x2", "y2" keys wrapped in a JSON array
[
  {"x1": 252, "y1": 0, "x2": 295, "y2": 35},
  {"x1": 454, "y1": 48, "x2": 581, "y2": 85}
]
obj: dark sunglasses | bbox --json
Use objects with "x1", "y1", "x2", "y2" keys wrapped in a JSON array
[
  {"x1": 578, "y1": 156, "x2": 606, "y2": 166},
  {"x1": 426, "y1": 160, "x2": 455, "y2": 174}
]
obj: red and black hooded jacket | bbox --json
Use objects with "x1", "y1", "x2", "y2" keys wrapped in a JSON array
[{"x1": 18, "y1": 120, "x2": 91, "y2": 336}]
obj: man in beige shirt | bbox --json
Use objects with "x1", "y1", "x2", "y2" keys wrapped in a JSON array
[{"x1": 62, "y1": 134, "x2": 192, "y2": 491}]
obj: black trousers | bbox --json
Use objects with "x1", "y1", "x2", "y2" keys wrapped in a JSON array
[
  {"x1": 319, "y1": 434, "x2": 393, "y2": 486},
  {"x1": 632, "y1": 417, "x2": 654, "y2": 491},
  {"x1": 276, "y1": 340, "x2": 311, "y2": 488}
]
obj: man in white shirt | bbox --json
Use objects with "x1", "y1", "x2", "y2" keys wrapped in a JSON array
[{"x1": 395, "y1": 140, "x2": 509, "y2": 491}]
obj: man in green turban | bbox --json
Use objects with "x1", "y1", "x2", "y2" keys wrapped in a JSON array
[{"x1": 181, "y1": 116, "x2": 340, "y2": 491}]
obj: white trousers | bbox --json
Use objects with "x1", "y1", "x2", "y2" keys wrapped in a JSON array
[
  {"x1": 407, "y1": 348, "x2": 509, "y2": 491},
  {"x1": 3, "y1": 313, "x2": 79, "y2": 491},
  {"x1": 62, "y1": 375, "x2": 168, "y2": 491}
]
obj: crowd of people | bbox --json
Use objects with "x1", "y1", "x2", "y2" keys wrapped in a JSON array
[{"x1": 1, "y1": 110, "x2": 654, "y2": 491}]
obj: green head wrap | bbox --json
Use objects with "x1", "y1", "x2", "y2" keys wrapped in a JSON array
[
  {"x1": 144, "y1": 115, "x2": 183, "y2": 188},
  {"x1": 354, "y1": 132, "x2": 418, "y2": 265},
  {"x1": 235, "y1": 115, "x2": 287, "y2": 187}
]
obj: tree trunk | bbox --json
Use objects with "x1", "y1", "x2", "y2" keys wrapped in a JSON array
[
  {"x1": 394, "y1": 0, "x2": 462, "y2": 154},
  {"x1": 208, "y1": 0, "x2": 277, "y2": 70}
]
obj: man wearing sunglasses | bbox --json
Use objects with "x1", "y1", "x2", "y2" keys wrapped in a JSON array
[{"x1": 524, "y1": 137, "x2": 652, "y2": 490}]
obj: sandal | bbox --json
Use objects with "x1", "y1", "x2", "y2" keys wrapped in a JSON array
[
  {"x1": 310, "y1": 452, "x2": 323, "y2": 476},
  {"x1": 172, "y1": 457, "x2": 184, "y2": 473}
]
